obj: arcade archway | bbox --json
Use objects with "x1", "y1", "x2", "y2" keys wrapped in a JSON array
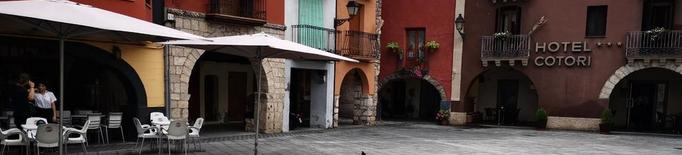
[
  {"x1": 338, "y1": 68, "x2": 369, "y2": 125},
  {"x1": 188, "y1": 51, "x2": 257, "y2": 131},
  {"x1": 466, "y1": 67, "x2": 538, "y2": 126},
  {"x1": 378, "y1": 78, "x2": 442, "y2": 121},
  {"x1": 0, "y1": 36, "x2": 146, "y2": 140},
  {"x1": 608, "y1": 67, "x2": 682, "y2": 133}
]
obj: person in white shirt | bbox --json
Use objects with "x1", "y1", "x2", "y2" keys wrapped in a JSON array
[{"x1": 34, "y1": 82, "x2": 57, "y2": 122}]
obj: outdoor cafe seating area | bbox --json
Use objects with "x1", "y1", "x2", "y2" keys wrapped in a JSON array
[{"x1": 0, "y1": 111, "x2": 204, "y2": 154}]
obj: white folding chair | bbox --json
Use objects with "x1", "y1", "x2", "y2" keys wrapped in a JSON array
[
  {"x1": 64, "y1": 120, "x2": 90, "y2": 154},
  {"x1": 77, "y1": 114, "x2": 104, "y2": 145},
  {"x1": 101, "y1": 112, "x2": 124, "y2": 144}
]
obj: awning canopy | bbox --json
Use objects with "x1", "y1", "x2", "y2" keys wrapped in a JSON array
[{"x1": 0, "y1": 0, "x2": 204, "y2": 42}]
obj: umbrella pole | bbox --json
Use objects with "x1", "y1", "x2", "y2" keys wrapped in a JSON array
[
  {"x1": 254, "y1": 47, "x2": 262, "y2": 155},
  {"x1": 58, "y1": 37, "x2": 64, "y2": 155}
]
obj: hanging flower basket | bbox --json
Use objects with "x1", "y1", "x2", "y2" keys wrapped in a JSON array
[
  {"x1": 386, "y1": 41, "x2": 403, "y2": 59},
  {"x1": 425, "y1": 40, "x2": 439, "y2": 52}
]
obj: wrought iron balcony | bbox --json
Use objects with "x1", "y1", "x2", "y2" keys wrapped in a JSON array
[
  {"x1": 480, "y1": 34, "x2": 530, "y2": 66},
  {"x1": 625, "y1": 31, "x2": 682, "y2": 63},
  {"x1": 291, "y1": 25, "x2": 338, "y2": 53},
  {"x1": 337, "y1": 30, "x2": 379, "y2": 62},
  {"x1": 207, "y1": 0, "x2": 266, "y2": 25}
]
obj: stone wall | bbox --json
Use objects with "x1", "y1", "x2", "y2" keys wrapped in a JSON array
[
  {"x1": 166, "y1": 8, "x2": 286, "y2": 133},
  {"x1": 547, "y1": 116, "x2": 600, "y2": 131}
]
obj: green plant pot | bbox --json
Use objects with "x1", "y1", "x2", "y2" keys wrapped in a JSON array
[
  {"x1": 599, "y1": 123, "x2": 611, "y2": 134},
  {"x1": 439, "y1": 119, "x2": 449, "y2": 125},
  {"x1": 535, "y1": 120, "x2": 547, "y2": 129}
]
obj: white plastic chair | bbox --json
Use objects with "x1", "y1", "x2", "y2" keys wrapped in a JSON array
[
  {"x1": 77, "y1": 114, "x2": 104, "y2": 145},
  {"x1": 101, "y1": 112, "x2": 124, "y2": 144},
  {"x1": 25, "y1": 117, "x2": 48, "y2": 126},
  {"x1": 34, "y1": 124, "x2": 61, "y2": 155},
  {"x1": 0, "y1": 127, "x2": 29, "y2": 155},
  {"x1": 64, "y1": 120, "x2": 90, "y2": 154},
  {"x1": 134, "y1": 117, "x2": 160, "y2": 154},
  {"x1": 162, "y1": 121, "x2": 188, "y2": 155},
  {"x1": 150, "y1": 112, "x2": 165, "y2": 122},
  {"x1": 189, "y1": 118, "x2": 204, "y2": 151}
]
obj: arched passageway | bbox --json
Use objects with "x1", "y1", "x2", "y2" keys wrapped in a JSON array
[
  {"x1": 378, "y1": 78, "x2": 442, "y2": 121},
  {"x1": 339, "y1": 68, "x2": 368, "y2": 125},
  {"x1": 0, "y1": 36, "x2": 146, "y2": 141},
  {"x1": 466, "y1": 67, "x2": 538, "y2": 126},
  {"x1": 609, "y1": 67, "x2": 682, "y2": 133},
  {"x1": 188, "y1": 51, "x2": 257, "y2": 131}
]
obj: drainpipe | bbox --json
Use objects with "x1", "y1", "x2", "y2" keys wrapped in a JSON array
[{"x1": 164, "y1": 45, "x2": 170, "y2": 116}]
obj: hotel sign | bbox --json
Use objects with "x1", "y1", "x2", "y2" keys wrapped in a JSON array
[{"x1": 534, "y1": 41, "x2": 592, "y2": 67}]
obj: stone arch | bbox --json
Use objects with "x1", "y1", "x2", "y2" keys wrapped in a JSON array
[
  {"x1": 598, "y1": 62, "x2": 682, "y2": 99},
  {"x1": 339, "y1": 68, "x2": 370, "y2": 95},
  {"x1": 168, "y1": 46, "x2": 285, "y2": 132},
  {"x1": 378, "y1": 70, "x2": 447, "y2": 100}
]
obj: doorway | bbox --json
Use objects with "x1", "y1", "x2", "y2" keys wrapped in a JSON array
[
  {"x1": 378, "y1": 78, "x2": 441, "y2": 121},
  {"x1": 498, "y1": 80, "x2": 519, "y2": 125}
]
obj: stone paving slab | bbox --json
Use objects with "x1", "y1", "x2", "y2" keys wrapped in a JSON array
[{"x1": 25, "y1": 122, "x2": 682, "y2": 155}]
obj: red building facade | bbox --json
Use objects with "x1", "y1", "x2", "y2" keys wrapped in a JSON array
[
  {"x1": 379, "y1": 0, "x2": 456, "y2": 121},
  {"x1": 73, "y1": 0, "x2": 153, "y2": 21},
  {"x1": 457, "y1": 0, "x2": 682, "y2": 131}
]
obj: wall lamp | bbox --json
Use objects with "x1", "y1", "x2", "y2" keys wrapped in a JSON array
[
  {"x1": 455, "y1": 14, "x2": 466, "y2": 38},
  {"x1": 334, "y1": 0, "x2": 360, "y2": 27}
]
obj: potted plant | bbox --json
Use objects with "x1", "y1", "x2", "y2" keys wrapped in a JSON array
[
  {"x1": 599, "y1": 108, "x2": 614, "y2": 134},
  {"x1": 386, "y1": 42, "x2": 403, "y2": 59},
  {"x1": 436, "y1": 110, "x2": 450, "y2": 125},
  {"x1": 535, "y1": 108, "x2": 548, "y2": 129},
  {"x1": 645, "y1": 27, "x2": 667, "y2": 41},
  {"x1": 493, "y1": 31, "x2": 511, "y2": 40},
  {"x1": 425, "y1": 40, "x2": 439, "y2": 51}
]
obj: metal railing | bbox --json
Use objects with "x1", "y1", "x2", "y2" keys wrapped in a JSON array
[
  {"x1": 337, "y1": 30, "x2": 378, "y2": 60},
  {"x1": 626, "y1": 31, "x2": 682, "y2": 60},
  {"x1": 480, "y1": 34, "x2": 530, "y2": 61},
  {"x1": 208, "y1": 0, "x2": 266, "y2": 20},
  {"x1": 291, "y1": 25, "x2": 338, "y2": 53}
]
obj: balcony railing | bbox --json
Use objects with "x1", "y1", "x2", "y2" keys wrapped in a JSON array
[
  {"x1": 481, "y1": 34, "x2": 530, "y2": 66},
  {"x1": 207, "y1": 0, "x2": 266, "y2": 25},
  {"x1": 626, "y1": 31, "x2": 682, "y2": 61},
  {"x1": 291, "y1": 25, "x2": 338, "y2": 53},
  {"x1": 337, "y1": 30, "x2": 379, "y2": 61}
]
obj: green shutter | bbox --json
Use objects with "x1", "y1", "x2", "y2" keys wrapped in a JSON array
[{"x1": 298, "y1": 0, "x2": 325, "y2": 50}]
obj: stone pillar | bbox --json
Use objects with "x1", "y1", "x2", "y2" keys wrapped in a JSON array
[{"x1": 333, "y1": 95, "x2": 340, "y2": 128}]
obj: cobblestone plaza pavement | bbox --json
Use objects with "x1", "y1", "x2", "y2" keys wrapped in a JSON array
[{"x1": 88, "y1": 122, "x2": 682, "y2": 155}]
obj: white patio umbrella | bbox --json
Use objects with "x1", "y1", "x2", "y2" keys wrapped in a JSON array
[
  {"x1": 0, "y1": 0, "x2": 204, "y2": 154},
  {"x1": 163, "y1": 32, "x2": 357, "y2": 154}
]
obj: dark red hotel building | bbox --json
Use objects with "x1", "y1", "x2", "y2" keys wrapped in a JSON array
[{"x1": 455, "y1": 0, "x2": 682, "y2": 131}]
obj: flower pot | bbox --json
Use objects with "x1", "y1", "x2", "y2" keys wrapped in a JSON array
[
  {"x1": 439, "y1": 119, "x2": 449, "y2": 125},
  {"x1": 599, "y1": 123, "x2": 611, "y2": 134},
  {"x1": 535, "y1": 119, "x2": 547, "y2": 129}
]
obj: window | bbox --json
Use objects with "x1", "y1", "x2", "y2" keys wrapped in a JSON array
[
  {"x1": 406, "y1": 29, "x2": 425, "y2": 59},
  {"x1": 496, "y1": 6, "x2": 521, "y2": 34},
  {"x1": 586, "y1": 5, "x2": 608, "y2": 37},
  {"x1": 642, "y1": 0, "x2": 674, "y2": 30}
]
